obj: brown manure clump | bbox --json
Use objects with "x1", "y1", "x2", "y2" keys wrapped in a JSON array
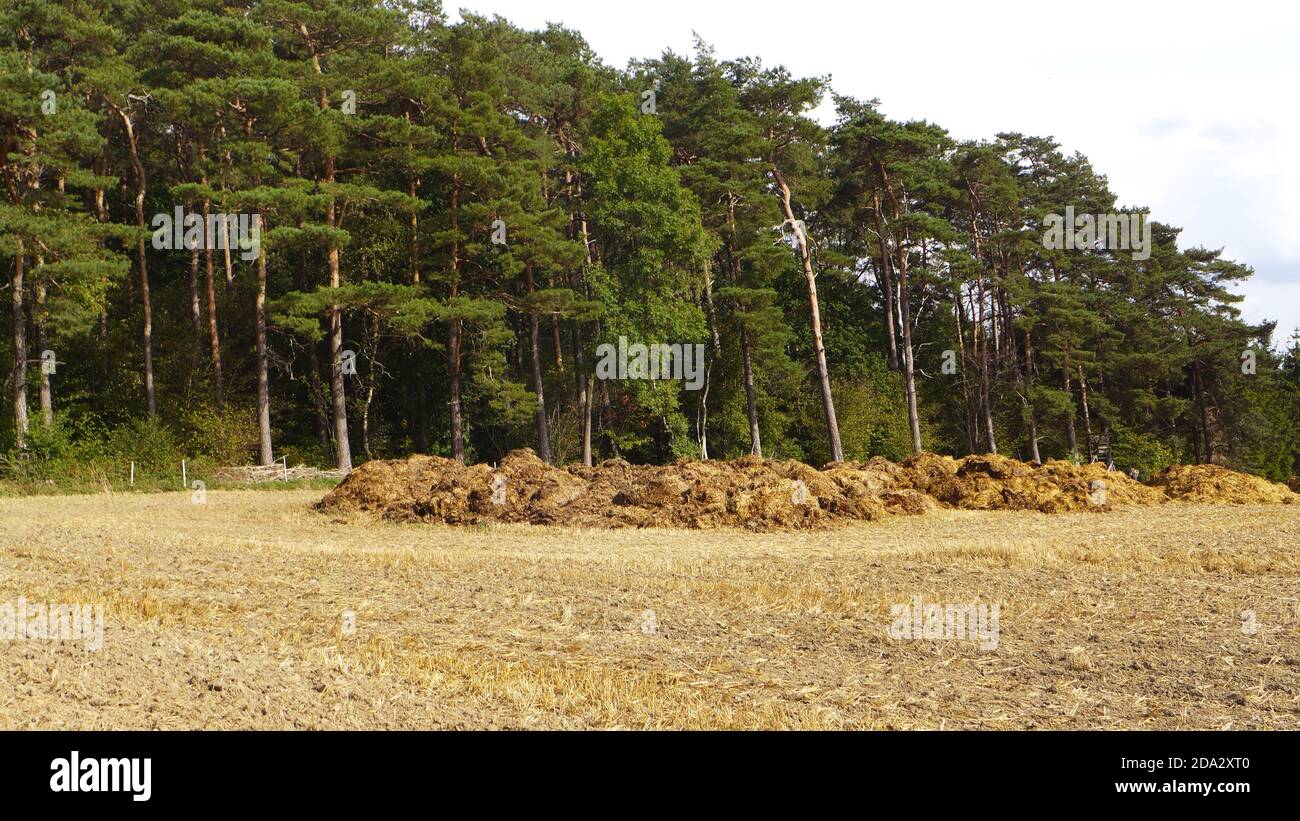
[
  {"x1": 318, "y1": 449, "x2": 1291, "y2": 530},
  {"x1": 894, "y1": 453, "x2": 1163, "y2": 512},
  {"x1": 1150, "y1": 464, "x2": 1299, "y2": 505}
]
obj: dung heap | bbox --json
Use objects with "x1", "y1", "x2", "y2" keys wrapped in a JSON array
[
  {"x1": 319, "y1": 448, "x2": 923, "y2": 530},
  {"x1": 316, "y1": 448, "x2": 1298, "y2": 531},
  {"x1": 1149, "y1": 464, "x2": 1299, "y2": 505}
]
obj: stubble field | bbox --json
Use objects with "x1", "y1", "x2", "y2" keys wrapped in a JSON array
[{"x1": 1, "y1": 490, "x2": 1297, "y2": 729}]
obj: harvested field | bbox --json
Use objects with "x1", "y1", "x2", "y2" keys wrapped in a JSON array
[
  {"x1": 1, "y1": 490, "x2": 1297, "y2": 729},
  {"x1": 319, "y1": 449, "x2": 1294, "y2": 531}
]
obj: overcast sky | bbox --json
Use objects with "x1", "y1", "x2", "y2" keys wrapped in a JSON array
[{"x1": 454, "y1": 0, "x2": 1300, "y2": 345}]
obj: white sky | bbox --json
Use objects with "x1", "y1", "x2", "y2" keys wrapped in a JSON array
[{"x1": 455, "y1": 0, "x2": 1300, "y2": 345}]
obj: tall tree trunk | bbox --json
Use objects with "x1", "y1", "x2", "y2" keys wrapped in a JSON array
[
  {"x1": 699, "y1": 269, "x2": 723, "y2": 460},
  {"x1": 897, "y1": 248, "x2": 923, "y2": 456},
  {"x1": 582, "y1": 374, "x2": 594, "y2": 467},
  {"x1": 305, "y1": 31, "x2": 350, "y2": 471},
  {"x1": 361, "y1": 320, "x2": 378, "y2": 462},
  {"x1": 255, "y1": 214, "x2": 273, "y2": 465},
  {"x1": 525, "y1": 264, "x2": 552, "y2": 463},
  {"x1": 221, "y1": 193, "x2": 234, "y2": 288},
  {"x1": 187, "y1": 203, "x2": 201, "y2": 332},
  {"x1": 600, "y1": 371, "x2": 617, "y2": 458},
  {"x1": 447, "y1": 174, "x2": 464, "y2": 463},
  {"x1": 1062, "y1": 347, "x2": 1079, "y2": 458},
  {"x1": 981, "y1": 362, "x2": 998, "y2": 453},
  {"x1": 741, "y1": 326, "x2": 762, "y2": 457},
  {"x1": 878, "y1": 166, "x2": 922, "y2": 455},
  {"x1": 1078, "y1": 365, "x2": 1094, "y2": 461},
  {"x1": 405, "y1": 110, "x2": 420, "y2": 286},
  {"x1": 11, "y1": 243, "x2": 28, "y2": 448},
  {"x1": 954, "y1": 284, "x2": 977, "y2": 453},
  {"x1": 549, "y1": 273, "x2": 564, "y2": 372},
  {"x1": 969, "y1": 238, "x2": 997, "y2": 454},
  {"x1": 1192, "y1": 360, "x2": 1213, "y2": 463},
  {"x1": 119, "y1": 111, "x2": 156, "y2": 418},
  {"x1": 573, "y1": 323, "x2": 592, "y2": 466},
  {"x1": 326, "y1": 174, "x2": 351, "y2": 472},
  {"x1": 871, "y1": 189, "x2": 900, "y2": 370},
  {"x1": 202, "y1": 192, "x2": 223, "y2": 408},
  {"x1": 34, "y1": 274, "x2": 52, "y2": 426},
  {"x1": 1021, "y1": 328, "x2": 1041, "y2": 463},
  {"x1": 773, "y1": 166, "x2": 842, "y2": 462}
]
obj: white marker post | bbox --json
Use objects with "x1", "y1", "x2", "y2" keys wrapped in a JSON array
[
  {"x1": 182, "y1": 458, "x2": 188, "y2": 488},
  {"x1": 130, "y1": 461, "x2": 135, "y2": 487}
]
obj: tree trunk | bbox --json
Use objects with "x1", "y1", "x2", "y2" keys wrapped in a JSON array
[
  {"x1": 361, "y1": 321, "x2": 378, "y2": 463},
  {"x1": 741, "y1": 326, "x2": 762, "y2": 457},
  {"x1": 34, "y1": 274, "x2": 52, "y2": 426},
  {"x1": 699, "y1": 269, "x2": 723, "y2": 460},
  {"x1": 119, "y1": 111, "x2": 156, "y2": 418},
  {"x1": 221, "y1": 194, "x2": 234, "y2": 288},
  {"x1": 773, "y1": 166, "x2": 842, "y2": 462},
  {"x1": 306, "y1": 31, "x2": 350, "y2": 471},
  {"x1": 255, "y1": 214, "x2": 273, "y2": 465},
  {"x1": 187, "y1": 203, "x2": 201, "y2": 332},
  {"x1": 871, "y1": 189, "x2": 900, "y2": 370},
  {"x1": 897, "y1": 250, "x2": 923, "y2": 456},
  {"x1": 447, "y1": 174, "x2": 464, "y2": 463},
  {"x1": 549, "y1": 273, "x2": 564, "y2": 372},
  {"x1": 323, "y1": 151, "x2": 350, "y2": 470},
  {"x1": 573, "y1": 323, "x2": 592, "y2": 466},
  {"x1": 582, "y1": 374, "x2": 594, "y2": 467},
  {"x1": 981, "y1": 362, "x2": 998, "y2": 454},
  {"x1": 525, "y1": 265, "x2": 552, "y2": 463},
  {"x1": 407, "y1": 122, "x2": 419, "y2": 285},
  {"x1": 11, "y1": 242, "x2": 28, "y2": 448},
  {"x1": 1078, "y1": 365, "x2": 1094, "y2": 461},
  {"x1": 1021, "y1": 327, "x2": 1040, "y2": 463},
  {"x1": 202, "y1": 193, "x2": 223, "y2": 408},
  {"x1": 878, "y1": 165, "x2": 922, "y2": 455},
  {"x1": 1062, "y1": 348, "x2": 1079, "y2": 458},
  {"x1": 1191, "y1": 360, "x2": 1214, "y2": 463},
  {"x1": 954, "y1": 284, "x2": 977, "y2": 453},
  {"x1": 600, "y1": 373, "x2": 617, "y2": 457},
  {"x1": 448, "y1": 318, "x2": 464, "y2": 462}
]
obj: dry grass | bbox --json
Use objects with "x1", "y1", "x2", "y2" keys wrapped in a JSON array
[{"x1": 1, "y1": 490, "x2": 1297, "y2": 729}]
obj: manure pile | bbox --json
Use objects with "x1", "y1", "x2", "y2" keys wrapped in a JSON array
[
  {"x1": 1150, "y1": 463, "x2": 1299, "y2": 505},
  {"x1": 317, "y1": 448, "x2": 1295, "y2": 531}
]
